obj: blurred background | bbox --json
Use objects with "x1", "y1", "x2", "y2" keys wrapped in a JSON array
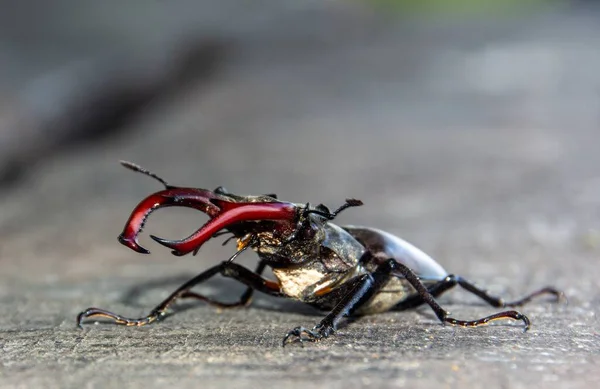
[
  {"x1": 1, "y1": 1, "x2": 599, "y2": 388},
  {"x1": 1, "y1": 0, "x2": 599, "y2": 277}
]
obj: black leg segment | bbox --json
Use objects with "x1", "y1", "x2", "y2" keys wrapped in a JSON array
[
  {"x1": 77, "y1": 261, "x2": 281, "y2": 327},
  {"x1": 283, "y1": 258, "x2": 397, "y2": 346},
  {"x1": 282, "y1": 273, "x2": 374, "y2": 346},
  {"x1": 179, "y1": 260, "x2": 269, "y2": 308},
  {"x1": 394, "y1": 274, "x2": 564, "y2": 311},
  {"x1": 283, "y1": 255, "x2": 557, "y2": 346},
  {"x1": 389, "y1": 262, "x2": 532, "y2": 330}
]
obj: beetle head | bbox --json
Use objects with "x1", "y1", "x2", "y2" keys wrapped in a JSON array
[
  {"x1": 116, "y1": 162, "x2": 362, "y2": 261},
  {"x1": 249, "y1": 199, "x2": 364, "y2": 267},
  {"x1": 116, "y1": 162, "x2": 298, "y2": 255}
]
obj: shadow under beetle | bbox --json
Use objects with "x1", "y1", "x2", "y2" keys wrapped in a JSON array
[{"x1": 78, "y1": 162, "x2": 564, "y2": 346}]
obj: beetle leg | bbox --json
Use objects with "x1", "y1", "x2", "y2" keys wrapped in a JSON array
[
  {"x1": 77, "y1": 261, "x2": 281, "y2": 328},
  {"x1": 282, "y1": 273, "x2": 375, "y2": 346},
  {"x1": 283, "y1": 260, "x2": 396, "y2": 346},
  {"x1": 388, "y1": 260, "x2": 532, "y2": 330},
  {"x1": 395, "y1": 275, "x2": 564, "y2": 311},
  {"x1": 180, "y1": 260, "x2": 268, "y2": 308},
  {"x1": 284, "y1": 253, "x2": 546, "y2": 346}
]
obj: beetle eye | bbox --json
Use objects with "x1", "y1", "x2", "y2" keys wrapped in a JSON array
[{"x1": 214, "y1": 186, "x2": 230, "y2": 195}]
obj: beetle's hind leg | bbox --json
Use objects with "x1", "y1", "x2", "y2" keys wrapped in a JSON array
[
  {"x1": 395, "y1": 275, "x2": 564, "y2": 311},
  {"x1": 77, "y1": 261, "x2": 281, "y2": 327},
  {"x1": 389, "y1": 261, "x2": 534, "y2": 330}
]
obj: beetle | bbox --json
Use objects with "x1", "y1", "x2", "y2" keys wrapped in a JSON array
[{"x1": 77, "y1": 162, "x2": 563, "y2": 346}]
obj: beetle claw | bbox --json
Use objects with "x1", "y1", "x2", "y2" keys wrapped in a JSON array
[
  {"x1": 118, "y1": 234, "x2": 150, "y2": 254},
  {"x1": 143, "y1": 201, "x2": 297, "y2": 256},
  {"x1": 149, "y1": 234, "x2": 177, "y2": 248},
  {"x1": 282, "y1": 324, "x2": 333, "y2": 346},
  {"x1": 149, "y1": 235, "x2": 187, "y2": 256},
  {"x1": 116, "y1": 187, "x2": 222, "y2": 255}
]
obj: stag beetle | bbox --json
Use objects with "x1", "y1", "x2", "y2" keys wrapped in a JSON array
[{"x1": 78, "y1": 162, "x2": 563, "y2": 346}]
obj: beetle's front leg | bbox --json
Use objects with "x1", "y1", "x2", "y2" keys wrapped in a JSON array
[
  {"x1": 177, "y1": 260, "x2": 269, "y2": 308},
  {"x1": 78, "y1": 261, "x2": 281, "y2": 327}
]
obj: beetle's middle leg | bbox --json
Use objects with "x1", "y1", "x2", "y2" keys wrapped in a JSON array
[
  {"x1": 282, "y1": 274, "x2": 375, "y2": 346},
  {"x1": 77, "y1": 261, "x2": 281, "y2": 327},
  {"x1": 282, "y1": 257, "x2": 397, "y2": 346},
  {"x1": 394, "y1": 275, "x2": 564, "y2": 311}
]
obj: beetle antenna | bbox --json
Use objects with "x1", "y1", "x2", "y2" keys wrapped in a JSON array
[
  {"x1": 120, "y1": 161, "x2": 173, "y2": 189},
  {"x1": 306, "y1": 198, "x2": 363, "y2": 220},
  {"x1": 332, "y1": 198, "x2": 363, "y2": 216}
]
